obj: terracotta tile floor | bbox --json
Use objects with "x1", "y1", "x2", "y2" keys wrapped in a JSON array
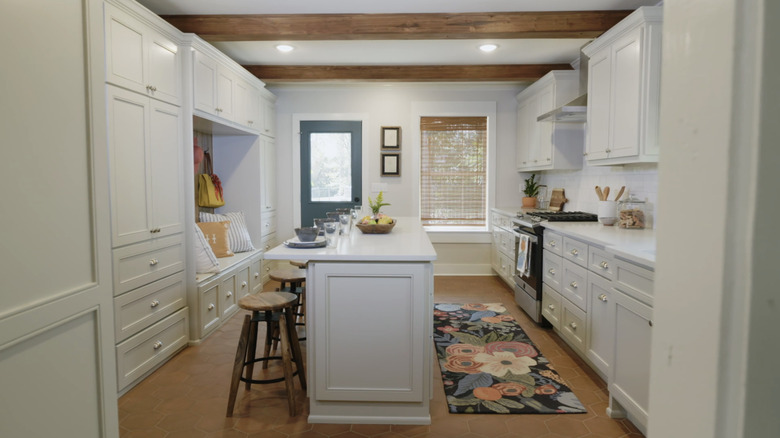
[{"x1": 118, "y1": 275, "x2": 645, "y2": 438}]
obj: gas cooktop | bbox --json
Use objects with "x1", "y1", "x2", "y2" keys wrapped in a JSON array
[{"x1": 515, "y1": 210, "x2": 598, "y2": 226}]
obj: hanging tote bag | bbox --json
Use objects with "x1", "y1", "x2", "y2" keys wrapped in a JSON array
[{"x1": 198, "y1": 152, "x2": 225, "y2": 208}]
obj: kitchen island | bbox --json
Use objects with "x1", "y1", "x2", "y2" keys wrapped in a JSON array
[{"x1": 264, "y1": 217, "x2": 437, "y2": 424}]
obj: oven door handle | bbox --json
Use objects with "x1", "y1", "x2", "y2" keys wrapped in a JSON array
[{"x1": 512, "y1": 229, "x2": 539, "y2": 244}]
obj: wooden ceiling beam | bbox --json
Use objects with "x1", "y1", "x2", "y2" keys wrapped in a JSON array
[
  {"x1": 244, "y1": 64, "x2": 574, "y2": 83},
  {"x1": 162, "y1": 11, "x2": 632, "y2": 41}
]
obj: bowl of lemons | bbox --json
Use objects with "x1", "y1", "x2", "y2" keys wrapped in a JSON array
[{"x1": 355, "y1": 214, "x2": 396, "y2": 234}]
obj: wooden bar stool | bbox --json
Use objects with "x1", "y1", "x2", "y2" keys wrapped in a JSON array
[
  {"x1": 226, "y1": 291, "x2": 306, "y2": 417},
  {"x1": 270, "y1": 268, "x2": 307, "y2": 332}
]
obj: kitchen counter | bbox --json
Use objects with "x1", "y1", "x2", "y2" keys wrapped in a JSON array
[
  {"x1": 264, "y1": 216, "x2": 436, "y2": 262},
  {"x1": 263, "y1": 216, "x2": 436, "y2": 425},
  {"x1": 542, "y1": 222, "x2": 656, "y2": 269}
]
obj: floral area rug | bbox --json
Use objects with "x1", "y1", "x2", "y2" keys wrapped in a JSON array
[{"x1": 433, "y1": 303, "x2": 586, "y2": 414}]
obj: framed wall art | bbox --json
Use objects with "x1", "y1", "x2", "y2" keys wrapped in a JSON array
[
  {"x1": 381, "y1": 153, "x2": 400, "y2": 177},
  {"x1": 381, "y1": 126, "x2": 401, "y2": 149}
]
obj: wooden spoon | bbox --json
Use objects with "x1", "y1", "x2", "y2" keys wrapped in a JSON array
[
  {"x1": 614, "y1": 186, "x2": 626, "y2": 201},
  {"x1": 595, "y1": 186, "x2": 604, "y2": 201},
  {"x1": 603, "y1": 186, "x2": 610, "y2": 201}
]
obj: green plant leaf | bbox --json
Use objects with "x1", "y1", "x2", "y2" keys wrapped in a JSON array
[
  {"x1": 481, "y1": 400, "x2": 510, "y2": 413},
  {"x1": 495, "y1": 398, "x2": 526, "y2": 409},
  {"x1": 451, "y1": 332, "x2": 486, "y2": 346}
]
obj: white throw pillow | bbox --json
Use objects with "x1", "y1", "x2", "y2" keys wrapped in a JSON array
[
  {"x1": 193, "y1": 224, "x2": 220, "y2": 274},
  {"x1": 199, "y1": 211, "x2": 256, "y2": 253}
]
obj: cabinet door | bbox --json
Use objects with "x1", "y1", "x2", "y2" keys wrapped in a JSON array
[
  {"x1": 516, "y1": 99, "x2": 532, "y2": 169},
  {"x1": 533, "y1": 84, "x2": 554, "y2": 166},
  {"x1": 193, "y1": 50, "x2": 218, "y2": 115},
  {"x1": 148, "y1": 99, "x2": 183, "y2": 238},
  {"x1": 261, "y1": 97, "x2": 276, "y2": 137},
  {"x1": 586, "y1": 48, "x2": 611, "y2": 160},
  {"x1": 216, "y1": 66, "x2": 236, "y2": 121},
  {"x1": 261, "y1": 138, "x2": 277, "y2": 212},
  {"x1": 586, "y1": 273, "x2": 615, "y2": 377},
  {"x1": 107, "y1": 86, "x2": 152, "y2": 247},
  {"x1": 105, "y1": 5, "x2": 145, "y2": 95},
  {"x1": 221, "y1": 274, "x2": 237, "y2": 317},
  {"x1": 561, "y1": 260, "x2": 587, "y2": 311},
  {"x1": 236, "y1": 81, "x2": 260, "y2": 130},
  {"x1": 609, "y1": 27, "x2": 643, "y2": 159},
  {"x1": 146, "y1": 29, "x2": 180, "y2": 106},
  {"x1": 610, "y1": 290, "x2": 652, "y2": 428}
]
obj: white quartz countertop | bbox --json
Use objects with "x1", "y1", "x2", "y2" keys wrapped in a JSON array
[
  {"x1": 264, "y1": 217, "x2": 437, "y2": 262},
  {"x1": 542, "y1": 222, "x2": 656, "y2": 269}
]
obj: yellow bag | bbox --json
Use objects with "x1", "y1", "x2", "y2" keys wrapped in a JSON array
[
  {"x1": 198, "y1": 174, "x2": 225, "y2": 208},
  {"x1": 198, "y1": 152, "x2": 225, "y2": 208}
]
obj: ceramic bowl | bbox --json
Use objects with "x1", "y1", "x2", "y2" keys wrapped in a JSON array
[
  {"x1": 295, "y1": 227, "x2": 320, "y2": 242},
  {"x1": 356, "y1": 219, "x2": 396, "y2": 234}
]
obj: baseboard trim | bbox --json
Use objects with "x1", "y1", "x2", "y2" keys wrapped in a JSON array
[{"x1": 433, "y1": 263, "x2": 494, "y2": 276}]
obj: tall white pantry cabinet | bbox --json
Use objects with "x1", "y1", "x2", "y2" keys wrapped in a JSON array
[{"x1": 102, "y1": 0, "x2": 279, "y2": 393}]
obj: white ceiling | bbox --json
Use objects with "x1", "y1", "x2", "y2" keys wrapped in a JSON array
[{"x1": 136, "y1": 0, "x2": 660, "y2": 76}]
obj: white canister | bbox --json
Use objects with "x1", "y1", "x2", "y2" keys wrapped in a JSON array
[{"x1": 597, "y1": 201, "x2": 617, "y2": 226}]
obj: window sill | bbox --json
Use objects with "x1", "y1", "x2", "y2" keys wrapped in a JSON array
[{"x1": 424, "y1": 227, "x2": 491, "y2": 244}]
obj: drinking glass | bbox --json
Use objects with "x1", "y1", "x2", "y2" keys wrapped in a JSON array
[
  {"x1": 339, "y1": 213, "x2": 351, "y2": 234},
  {"x1": 323, "y1": 221, "x2": 338, "y2": 246}
]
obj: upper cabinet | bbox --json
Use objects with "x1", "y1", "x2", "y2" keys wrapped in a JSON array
[
  {"x1": 516, "y1": 71, "x2": 584, "y2": 172},
  {"x1": 105, "y1": 2, "x2": 181, "y2": 106},
  {"x1": 192, "y1": 39, "x2": 268, "y2": 134},
  {"x1": 583, "y1": 6, "x2": 663, "y2": 165}
]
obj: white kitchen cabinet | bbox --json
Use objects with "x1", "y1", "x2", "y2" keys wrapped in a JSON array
[
  {"x1": 583, "y1": 6, "x2": 663, "y2": 165},
  {"x1": 261, "y1": 137, "x2": 277, "y2": 213},
  {"x1": 516, "y1": 70, "x2": 583, "y2": 171},
  {"x1": 609, "y1": 285, "x2": 653, "y2": 433},
  {"x1": 105, "y1": 2, "x2": 181, "y2": 106},
  {"x1": 260, "y1": 90, "x2": 277, "y2": 138},
  {"x1": 586, "y1": 272, "x2": 615, "y2": 377},
  {"x1": 489, "y1": 210, "x2": 517, "y2": 288},
  {"x1": 107, "y1": 85, "x2": 184, "y2": 248}
]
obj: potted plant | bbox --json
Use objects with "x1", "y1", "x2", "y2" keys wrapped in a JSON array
[{"x1": 522, "y1": 174, "x2": 539, "y2": 208}]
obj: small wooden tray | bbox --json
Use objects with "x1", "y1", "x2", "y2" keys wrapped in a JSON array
[{"x1": 549, "y1": 189, "x2": 568, "y2": 212}]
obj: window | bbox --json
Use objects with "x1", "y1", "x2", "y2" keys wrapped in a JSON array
[{"x1": 420, "y1": 116, "x2": 487, "y2": 227}]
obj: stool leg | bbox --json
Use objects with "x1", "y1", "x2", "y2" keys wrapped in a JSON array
[
  {"x1": 244, "y1": 313, "x2": 260, "y2": 390},
  {"x1": 284, "y1": 306, "x2": 307, "y2": 391},
  {"x1": 277, "y1": 312, "x2": 297, "y2": 416},
  {"x1": 262, "y1": 318, "x2": 274, "y2": 370},
  {"x1": 227, "y1": 314, "x2": 252, "y2": 417}
]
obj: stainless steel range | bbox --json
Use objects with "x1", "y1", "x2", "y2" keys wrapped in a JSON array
[{"x1": 511, "y1": 211, "x2": 597, "y2": 324}]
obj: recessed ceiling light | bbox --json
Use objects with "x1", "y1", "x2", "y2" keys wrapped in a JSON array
[
  {"x1": 276, "y1": 44, "x2": 294, "y2": 53},
  {"x1": 479, "y1": 44, "x2": 498, "y2": 53}
]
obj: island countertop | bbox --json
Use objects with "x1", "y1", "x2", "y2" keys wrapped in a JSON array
[{"x1": 264, "y1": 216, "x2": 437, "y2": 262}]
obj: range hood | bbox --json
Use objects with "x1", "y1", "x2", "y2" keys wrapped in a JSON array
[
  {"x1": 537, "y1": 50, "x2": 589, "y2": 123},
  {"x1": 536, "y1": 94, "x2": 587, "y2": 123}
]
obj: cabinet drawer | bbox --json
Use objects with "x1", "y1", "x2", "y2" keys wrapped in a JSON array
[
  {"x1": 542, "y1": 250, "x2": 562, "y2": 291},
  {"x1": 588, "y1": 246, "x2": 615, "y2": 280},
  {"x1": 261, "y1": 212, "x2": 277, "y2": 237},
  {"x1": 116, "y1": 307, "x2": 188, "y2": 390},
  {"x1": 541, "y1": 284, "x2": 562, "y2": 328},
  {"x1": 221, "y1": 274, "x2": 238, "y2": 317},
  {"x1": 499, "y1": 229, "x2": 515, "y2": 257},
  {"x1": 562, "y1": 260, "x2": 588, "y2": 311},
  {"x1": 250, "y1": 257, "x2": 263, "y2": 293},
  {"x1": 199, "y1": 283, "x2": 220, "y2": 335},
  {"x1": 113, "y1": 235, "x2": 184, "y2": 295},
  {"x1": 614, "y1": 258, "x2": 654, "y2": 306},
  {"x1": 260, "y1": 231, "x2": 278, "y2": 253},
  {"x1": 235, "y1": 266, "x2": 251, "y2": 298},
  {"x1": 562, "y1": 236, "x2": 588, "y2": 268},
  {"x1": 543, "y1": 230, "x2": 563, "y2": 256},
  {"x1": 561, "y1": 302, "x2": 586, "y2": 354},
  {"x1": 114, "y1": 272, "x2": 186, "y2": 342}
]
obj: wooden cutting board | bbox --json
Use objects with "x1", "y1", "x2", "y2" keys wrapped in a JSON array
[{"x1": 549, "y1": 188, "x2": 568, "y2": 211}]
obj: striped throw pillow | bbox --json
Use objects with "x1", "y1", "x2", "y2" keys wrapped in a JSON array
[
  {"x1": 193, "y1": 224, "x2": 221, "y2": 274},
  {"x1": 199, "y1": 211, "x2": 255, "y2": 253}
]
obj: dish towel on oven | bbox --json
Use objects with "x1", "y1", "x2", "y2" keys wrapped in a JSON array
[{"x1": 516, "y1": 234, "x2": 531, "y2": 277}]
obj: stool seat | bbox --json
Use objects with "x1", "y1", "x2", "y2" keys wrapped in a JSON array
[
  {"x1": 289, "y1": 260, "x2": 308, "y2": 268},
  {"x1": 269, "y1": 268, "x2": 306, "y2": 284},
  {"x1": 239, "y1": 291, "x2": 298, "y2": 312}
]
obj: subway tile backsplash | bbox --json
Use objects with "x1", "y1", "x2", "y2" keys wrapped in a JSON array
[{"x1": 537, "y1": 163, "x2": 658, "y2": 227}]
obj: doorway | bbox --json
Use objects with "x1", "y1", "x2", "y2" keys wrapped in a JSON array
[{"x1": 300, "y1": 121, "x2": 362, "y2": 227}]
